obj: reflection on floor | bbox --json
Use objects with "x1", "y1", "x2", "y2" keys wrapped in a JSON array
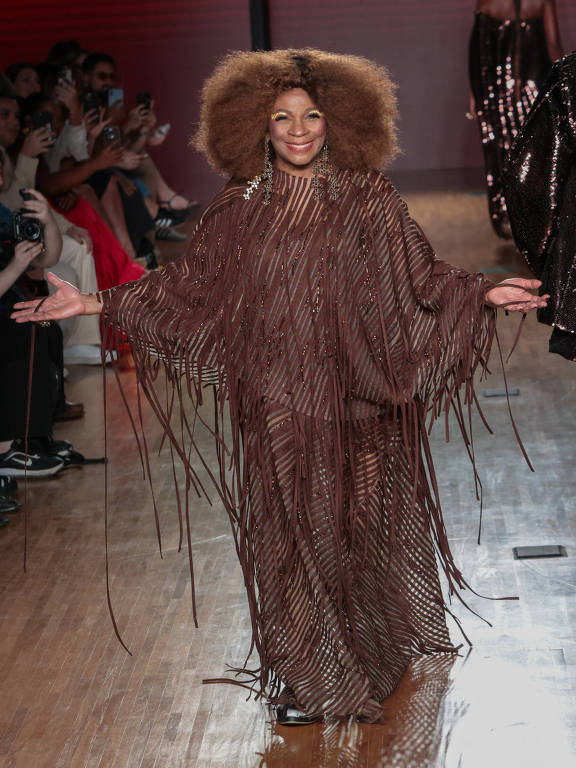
[{"x1": 1, "y1": 186, "x2": 575, "y2": 767}]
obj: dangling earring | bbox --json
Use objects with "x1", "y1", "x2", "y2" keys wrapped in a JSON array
[
  {"x1": 312, "y1": 144, "x2": 339, "y2": 202},
  {"x1": 243, "y1": 138, "x2": 274, "y2": 204},
  {"x1": 262, "y1": 138, "x2": 274, "y2": 205}
]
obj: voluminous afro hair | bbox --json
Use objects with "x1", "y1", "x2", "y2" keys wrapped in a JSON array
[{"x1": 195, "y1": 48, "x2": 398, "y2": 180}]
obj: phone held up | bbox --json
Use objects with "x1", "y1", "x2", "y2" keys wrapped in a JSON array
[
  {"x1": 136, "y1": 91, "x2": 152, "y2": 111},
  {"x1": 107, "y1": 88, "x2": 124, "y2": 109},
  {"x1": 100, "y1": 125, "x2": 123, "y2": 148},
  {"x1": 30, "y1": 110, "x2": 54, "y2": 142},
  {"x1": 82, "y1": 90, "x2": 103, "y2": 122}
]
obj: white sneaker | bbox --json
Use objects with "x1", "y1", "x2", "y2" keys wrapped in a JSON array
[{"x1": 63, "y1": 344, "x2": 118, "y2": 366}]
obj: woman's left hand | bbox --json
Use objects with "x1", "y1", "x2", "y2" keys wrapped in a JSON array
[{"x1": 485, "y1": 278, "x2": 549, "y2": 312}]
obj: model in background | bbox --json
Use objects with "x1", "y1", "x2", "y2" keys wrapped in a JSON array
[
  {"x1": 12, "y1": 49, "x2": 546, "y2": 725},
  {"x1": 503, "y1": 52, "x2": 576, "y2": 360},
  {"x1": 469, "y1": 0, "x2": 561, "y2": 238}
]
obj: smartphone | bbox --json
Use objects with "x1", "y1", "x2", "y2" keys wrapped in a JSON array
[
  {"x1": 31, "y1": 110, "x2": 53, "y2": 135},
  {"x1": 153, "y1": 123, "x2": 171, "y2": 139},
  {"x1": 107, "y1": 88, "x2": 124, "y2": 108},
  {"x1": 136, "y1": 91, "x2": 151, "y2": 110},
  {"x1": 57, "y1": 66, "x2": 73, "y2": 85},
  {"x1": 83, "y1": 90, "x2": 102, "y2": 115},
  {"x1": 100, "y1": 125, "x2": 123, "y2": 147}
]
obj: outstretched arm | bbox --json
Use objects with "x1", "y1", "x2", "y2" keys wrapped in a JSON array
[
  {"x1": 11, "y1": 271, "x2": 102, "y2": 323},
  {"x1": 484, "y1": 278, "x2": 549, "y2": 312}
]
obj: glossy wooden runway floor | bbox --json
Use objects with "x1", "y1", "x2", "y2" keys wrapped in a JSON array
[{"x1": 1, "y1": 189, "x2": 575, "y2": 767}]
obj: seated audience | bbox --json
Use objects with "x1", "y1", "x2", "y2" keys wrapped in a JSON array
[
  {"x1": 82, "y1": 52, "x2": 195, "y2": 240},
  {"x1": 0, "y1": 84, "x2": 123, "y2": 362},
  {"x1": 0, "y1": 173, "x2": 68, "y2": 478}
]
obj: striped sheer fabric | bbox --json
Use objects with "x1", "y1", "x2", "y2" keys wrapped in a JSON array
[{"x1": 102, "y1": 169, "x2": 495, "y2": 720}]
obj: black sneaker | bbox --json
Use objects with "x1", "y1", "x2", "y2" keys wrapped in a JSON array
[
  {"x1": 0, "y1": 449, "x2": 64, "y2": 477},
  {"x1": 157, "y1": 202, "x2": 200, "y2": 226},
  {"x1": 155, "y1": 225, "x2": 187, "y2": 243},
  {"x1": 14, "y1": 438, "x2": 85, "y2": 468}
]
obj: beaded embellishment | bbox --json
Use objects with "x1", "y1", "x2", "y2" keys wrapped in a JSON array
[{"x1": 243, "y1": 176, "x2": 262, "y2": 200}]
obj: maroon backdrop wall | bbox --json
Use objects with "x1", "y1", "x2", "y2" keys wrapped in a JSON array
[{"x1": 2, "y1": 1, "x2": 575, "y2": 201}]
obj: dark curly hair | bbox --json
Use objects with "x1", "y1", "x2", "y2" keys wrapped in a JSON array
[{"x1": 195, "y1": 48, "x2": 398, "y2": 180}]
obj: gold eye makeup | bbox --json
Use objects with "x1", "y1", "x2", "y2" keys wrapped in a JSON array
[{"x1": 270, "y1": 109, "x2": 325, "y2": 122}]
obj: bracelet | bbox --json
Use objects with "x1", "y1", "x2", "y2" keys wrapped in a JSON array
[{"x1": 34, "y1": 295, "x2": 51, "y2": 327}]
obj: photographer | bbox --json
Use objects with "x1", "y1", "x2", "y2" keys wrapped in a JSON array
[
  {"x1": 0, "y1": 183, "x2": 65, "y2": 478},
  {"x1": 0, "y1": 86, "x2": 105, "y2": 365}
]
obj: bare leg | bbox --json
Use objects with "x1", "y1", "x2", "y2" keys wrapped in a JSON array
[
  {"x1": 75, "y1": 184, "x2": 114, "y2": 231},
  {"x1": 154, "y1": 165, "x2": 191, "y2": 209},
  {"x1": 144, "y1": 197, "x2": 159, "y2": 219}
]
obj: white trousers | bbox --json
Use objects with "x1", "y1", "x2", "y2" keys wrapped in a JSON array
[{"x1": 50, "y1": 235, "x2": 101, "y2": 347}]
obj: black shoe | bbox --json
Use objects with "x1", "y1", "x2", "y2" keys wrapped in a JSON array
[
  {"x1": 0, "y1": 448, "x2": 64, "y2": 478},
  {"x1": 275, "y1": 704, "x2": 321, "y2": 726},
  {"x1": 155, "y1": 225, "x2": 187, "y2": 243},
  {"x1": 0, "y1": 515, "x2": 9, "y2": 529},
  {"x1": 17, "y1": 438, "x2": 88, "y2": 468},
  {"x1": 0, "y1": 495, "x2": 21, "y2": 513},
  {"x1": 157, "y1": 202, "x2": 200, "y2": 226},
  {"x1": 137, "y1": 236, "x2": 159, "y2": 269}
]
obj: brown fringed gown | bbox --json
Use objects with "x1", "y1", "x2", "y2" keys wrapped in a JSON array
[
  {"x1": 469, "y1": 3, "x2": 553, "y2": 238},
  {"x1": 102, "y1": 169, "x2": 495, "y2": 721}
]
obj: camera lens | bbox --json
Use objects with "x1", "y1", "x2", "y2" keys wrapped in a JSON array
[{"x1": 23, "y1": 221, "x2": 42, "y2": 241}]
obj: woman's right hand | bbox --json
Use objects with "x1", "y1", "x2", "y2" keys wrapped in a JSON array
[
  {"x1": 86, "y1": 107, "x2": 110, "y2": 140},
  {"x1": 10, "y1": 272, "x2": 97, "y2": 323},
  {"x1": 21, "y1": 127, "x2": 54, "y2": 158}
]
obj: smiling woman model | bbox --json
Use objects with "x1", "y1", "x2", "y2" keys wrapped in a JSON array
[{"x1": 12, "y1": 49, "x2": 546, "y2": 725}]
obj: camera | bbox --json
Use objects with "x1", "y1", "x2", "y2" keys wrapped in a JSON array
[
  {"x1": 12, "y1": 213, "x2": 44, "y2": 246},
  {"x1": 12, "y1": 189, "x2": 44, "y2": 247},
  {"x1": 136, "y1": 91, "x2": 151, "y2": 111}
]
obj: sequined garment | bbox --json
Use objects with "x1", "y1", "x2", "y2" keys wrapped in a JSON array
[
  {"x1": 469, "y1": 9, "x2": 552, "y2": 238},
  {"x1": 102, "y1": 169, "x2": 495, "y2": 721},
  {"x1": 503, "y1": 53, "x2": 576, "y2": 359}
]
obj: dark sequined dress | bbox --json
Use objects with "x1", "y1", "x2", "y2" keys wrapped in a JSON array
[
  {"x1": 469, "y1": 9, "x2": 552, "y2": 238},
  {"x1": 503, "y1": 53, "x2": 576, "y2": 360}
]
